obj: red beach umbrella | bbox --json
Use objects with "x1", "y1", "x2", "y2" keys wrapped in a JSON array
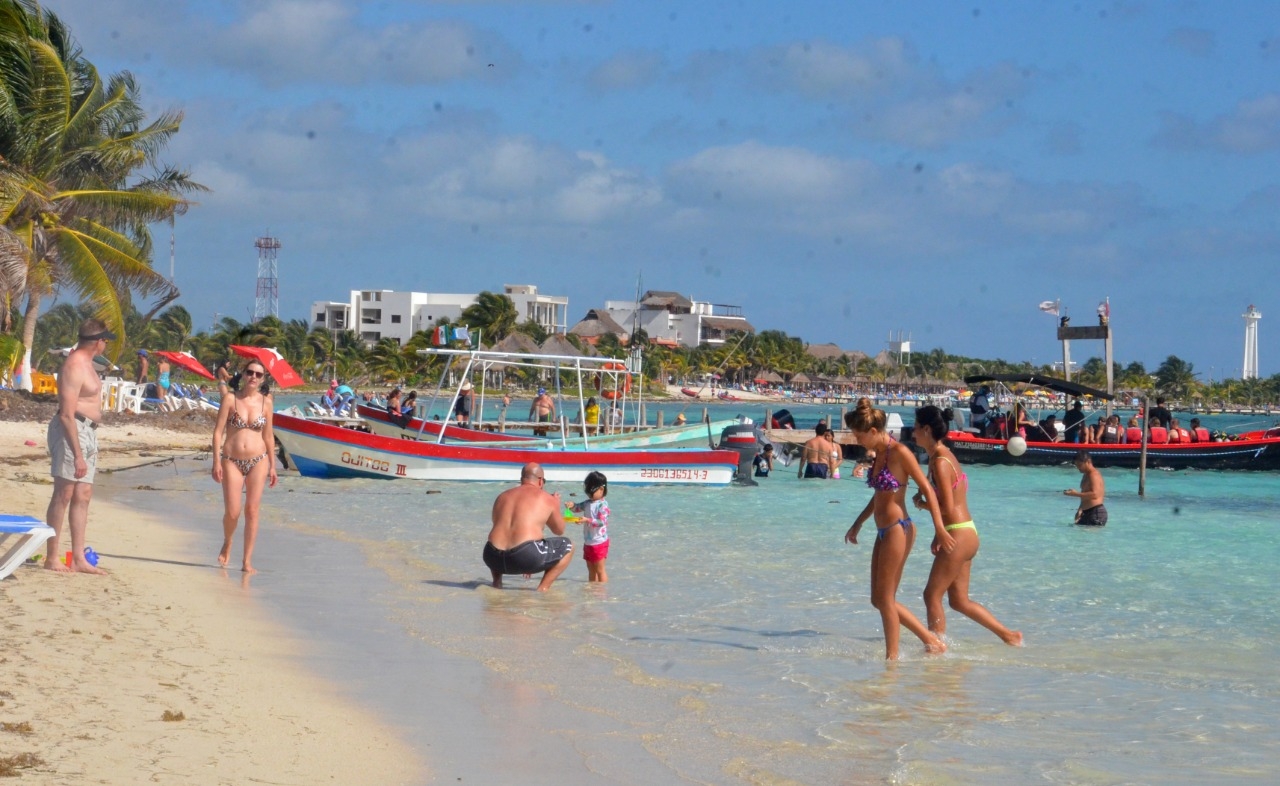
[
  {"x1": 229, "y1": 345, "x2": 305, "y2": 388},
  {"x1": 152, "y1": 350, "x2": 216, "y2": 380}
]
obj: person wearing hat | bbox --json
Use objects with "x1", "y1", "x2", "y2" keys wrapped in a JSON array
[
  {"x1": 44, "y1": 318, "x2": 117, "y2": 574},
  {"x1": 454, "y1": 380, "x2": 474, "y2": 426},
  {"x1": 969, "y1": 384, "x2": 993, "y2": 435},
  {"x1": 529, "y1": 386, "x2": 555, "y2": 436}
]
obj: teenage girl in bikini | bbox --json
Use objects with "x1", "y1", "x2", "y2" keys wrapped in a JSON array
[
  {"x1": 911, "y1": 406, "x2": 1022, "y2": 647},
  {"x1": 844, "y1": 398, "x2": 950, "y2": 659},
  {"x1": 212, "y1": 360, "x2": 277, "y2": 573}
]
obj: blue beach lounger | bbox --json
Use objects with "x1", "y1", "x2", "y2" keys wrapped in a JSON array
[{"x1": 0, "y1": 515, "x2": 55, "y2": 580}]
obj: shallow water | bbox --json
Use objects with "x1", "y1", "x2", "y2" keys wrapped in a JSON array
[{"x1": 109, "y1": 402, "x2": 1280, "y2": 785}]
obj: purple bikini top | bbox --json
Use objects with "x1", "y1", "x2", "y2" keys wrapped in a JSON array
[{"x1": 867, "y1": 465, "x2": 903, "y2": 492}]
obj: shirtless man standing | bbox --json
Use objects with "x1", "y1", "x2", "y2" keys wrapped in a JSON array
[
  {"x1": 483, "y1": 462, "x2": 573, "y2": 590},
  {"x1": 45, "y1": 319, "x2": 114, "y2": 574},
  {"x1": 529, "y1": 387, "x2": 555, "y2": 436},
  {"x1": 797, "y1": 422, "x2": 832, "y2": 479},
  {"x1": 1065, "y1": 450, "x2": 1107, "y2": 526}
]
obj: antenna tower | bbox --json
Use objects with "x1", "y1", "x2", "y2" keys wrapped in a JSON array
[
  {"x1": 1242, "y1": 304, "x2": 1261, "y2": 380},
  {"x1": 253, "y1": 235, "x2": 281, "y2": 321}
]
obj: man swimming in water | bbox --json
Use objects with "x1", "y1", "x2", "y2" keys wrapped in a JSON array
[
  {"x1": 483, "y1": 462, "x2": 573, "y2": 590},
  {"x1": 1065, "y1": 450, "x2": 1107, "y2": 526}
]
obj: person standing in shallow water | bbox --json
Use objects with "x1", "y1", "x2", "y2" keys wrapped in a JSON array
[
  {"x1": 211, "y1": 360, "x2": 277, "y2": 573},
  {"x1": 912, "y1": 406, "x2": 1022, "y2": 646},
  {"x1": 1067, "y1": 450, "x2": 1107, "y2": 526},
  {"x1": 844, "y1": 398, "x2": 950, "y2": 659}
]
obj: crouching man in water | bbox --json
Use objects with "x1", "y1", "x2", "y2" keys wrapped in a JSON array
[
  {"x1": 484, "y1": 462, "x2": 573, "y2": 590},
  {"x1": 1066, "y1": 450, "x2": 1107, "y2": 526}
]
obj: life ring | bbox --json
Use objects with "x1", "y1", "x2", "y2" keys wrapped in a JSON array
[{"x1": 594, "y1": 362, "x2": 631, "y2": 399}]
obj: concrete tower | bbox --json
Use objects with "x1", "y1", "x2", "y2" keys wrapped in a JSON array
[
  {"x1": 1242, "y1": 304, "x2": 1261, "y2": 380},
  {"x1": 253, "y1": 236, "x2": 281, "y2": 321}
]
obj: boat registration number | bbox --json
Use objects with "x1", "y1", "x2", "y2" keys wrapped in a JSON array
[{"x1": 639, "y1": 468, "x2": 709, "y2": 480}]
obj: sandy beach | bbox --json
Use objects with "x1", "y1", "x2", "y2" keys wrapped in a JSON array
[{"x1": 0, "y1": 416, "x2": 423, "y2": 785}]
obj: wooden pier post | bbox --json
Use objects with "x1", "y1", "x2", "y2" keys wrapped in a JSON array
[{"x1": 1138, "y1": 395, "x2": 1149, "y2": 497}]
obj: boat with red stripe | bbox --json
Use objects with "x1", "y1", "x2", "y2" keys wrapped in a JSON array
[{"x1": 273, "y1": 413, "x2": 740, "y2": 484}]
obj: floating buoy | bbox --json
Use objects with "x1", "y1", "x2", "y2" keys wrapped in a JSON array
[{"x1": 1006, "y1": 436, "x2": 1027, "y2": 457}]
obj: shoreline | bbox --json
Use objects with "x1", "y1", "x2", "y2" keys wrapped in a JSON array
[{"x1": 0, "y1": 419, "x2": 424, "y2": 785}]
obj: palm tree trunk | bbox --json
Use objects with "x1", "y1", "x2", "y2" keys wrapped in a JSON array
[{"x1": 19, "y1": 290, "x2": 41, "y2": 392}]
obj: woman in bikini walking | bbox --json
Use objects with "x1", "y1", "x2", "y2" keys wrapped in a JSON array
[
  {"x1": 212, "y1": 360, "x2": 277, "y2": 573},
  {"x1": 845, "y1": 398, "x2": 950, "y2": 659},
  {"x1": 912, "y1": 406, "x2": 1022, "y2": 647}
]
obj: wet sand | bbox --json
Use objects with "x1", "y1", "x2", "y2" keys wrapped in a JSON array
[{"x1": 0, "y1": 419, "x2": 423, "y2": 784}]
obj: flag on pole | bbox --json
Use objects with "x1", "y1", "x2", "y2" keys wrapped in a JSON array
[
  {"x1": 453, "y1": 326, "x2": 470, "y2": 343},
  {"x1": 1097, "y1": 299, "x2": 1110, "y2": 319},
  {"x1": 1038, "y1": 299, "x2": 1060, "y2": 316}
]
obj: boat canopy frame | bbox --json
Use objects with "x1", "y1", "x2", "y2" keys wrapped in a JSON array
[
  {"x1": 964, "y1": 373, "x2": 1114, "y2": 401},
  {"x1": 416, "y1": 347, "x2": 642, "y2": 446}
]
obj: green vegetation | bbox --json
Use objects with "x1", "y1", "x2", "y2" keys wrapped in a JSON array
[
  {"x1": 0, "y1": 0, "x2": 201, "y2": 387},
  {"x1": 16, "y1": 294, "x2": 1279, "y2": 408}
]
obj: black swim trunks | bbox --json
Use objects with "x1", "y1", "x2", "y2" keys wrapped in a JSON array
[
  {"x1": 1077, "y1": 504, "x2": 1108, "y2": 527},
  {"x1": 803, "y1": 463, "x2": 829, "y2": 479},
  {"x1": 483, "y1": 537, "x2": 573, "y2": 574}
]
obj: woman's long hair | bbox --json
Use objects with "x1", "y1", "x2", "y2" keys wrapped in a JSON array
[{"x1": 228, "y1": 362, "x2": 272, "y2": 395}]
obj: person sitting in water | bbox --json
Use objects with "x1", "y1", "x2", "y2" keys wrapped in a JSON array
[
  {"x1": 753, "y1": 443, "x2": 774, "y2": 477},
  {"x1": 483, "y1": 462, "x2": 573, "y2": 591}
]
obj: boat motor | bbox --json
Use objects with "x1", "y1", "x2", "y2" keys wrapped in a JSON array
[{"x1": 718, "y1": 421, "x2": 761, "y2": 486}]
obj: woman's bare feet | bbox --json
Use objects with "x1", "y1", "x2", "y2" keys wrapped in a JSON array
[{"x1": 218, "y1": 539, "x2": 232, "y2": 567}]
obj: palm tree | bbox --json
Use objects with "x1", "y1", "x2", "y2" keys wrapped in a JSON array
[
  {"x1": 460, "y1": 291, "x2": 518, "y2": 343},
  {"x1": 0, "y1": 1, "x2": 202, "y2": 388},
  {"x1": 1154, "y1": 355, "x2": 1198, "y2": 400}
]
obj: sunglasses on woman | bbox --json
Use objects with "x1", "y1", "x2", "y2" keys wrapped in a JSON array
[{"x1": 243, "y1": 369, "x2": 265, "y2": 378}]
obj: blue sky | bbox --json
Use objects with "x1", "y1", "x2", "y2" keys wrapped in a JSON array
[{"x1": 52, "y1": 0, "x2": 1280, "y2": 378}]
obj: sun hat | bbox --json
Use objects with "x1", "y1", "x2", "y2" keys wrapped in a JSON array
[
  {"x1": 460, "y1": 381, "x2": 472, "y2": 390},
  {"x1": 137, "y1": 349, "x2": 147, "y2": 357},
  {"x1": 538, "y1": 387, "x2": 546, "y2": 394}
]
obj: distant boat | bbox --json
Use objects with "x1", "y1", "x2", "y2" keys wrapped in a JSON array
[
  {"x1": 947, "y1": 374, "x2": 1280, "y2": 471},
  {"x1": 680, "y1": 387, "x2": 700, "y2": 398},
  {"x1": 717, "y1": 391, "x2": 741, "y2": 402}
]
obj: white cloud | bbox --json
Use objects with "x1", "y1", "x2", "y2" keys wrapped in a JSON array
[
  {"x1": 666, "y1": 141, "x2": 864, "y2": 204},
  {"x1": 1154, "y1": 94, "x2": 1280, "y2": 154},
  {"x1": 588, "y1": 50, "x2": 666, "y2": 92},
  {"x1": 210, "y1": 0, "x2": 516, "y2": 85}
]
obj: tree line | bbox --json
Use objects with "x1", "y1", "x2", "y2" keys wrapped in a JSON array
[{"x1": 16, "y1": 295, "x2": 1280, "y2": 409}]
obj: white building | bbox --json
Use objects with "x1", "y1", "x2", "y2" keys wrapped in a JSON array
[
  {"x1": 310, "y1": 284, "x2": 568, "y2": 345},
  {"x1": 600, "y1": 290, "x2": 753, "y2": 348}
]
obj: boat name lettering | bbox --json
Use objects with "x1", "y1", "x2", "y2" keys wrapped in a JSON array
[
  {"x1": 395, "y1": 464, "x2": 407, "y2": 477},
  {"x1": 639, "y1": 468, "x2": 708, "y2": 480},
  {"x1": 340, "y1": 451, "x2": 390, "y2": 472}
]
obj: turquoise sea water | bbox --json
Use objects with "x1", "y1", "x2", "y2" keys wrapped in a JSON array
[{"x1": 109, "y1": 402, "x2": 1280, "y2": 785}]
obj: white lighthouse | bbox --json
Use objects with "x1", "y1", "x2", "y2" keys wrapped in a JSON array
[{"x1": 1242, "y1": 304, "x2": 1261, "y2": 380}]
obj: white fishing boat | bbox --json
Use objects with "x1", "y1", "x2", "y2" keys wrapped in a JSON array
[{"x1": 273, "y1": 347, "x2": 742, "y2": 484}]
